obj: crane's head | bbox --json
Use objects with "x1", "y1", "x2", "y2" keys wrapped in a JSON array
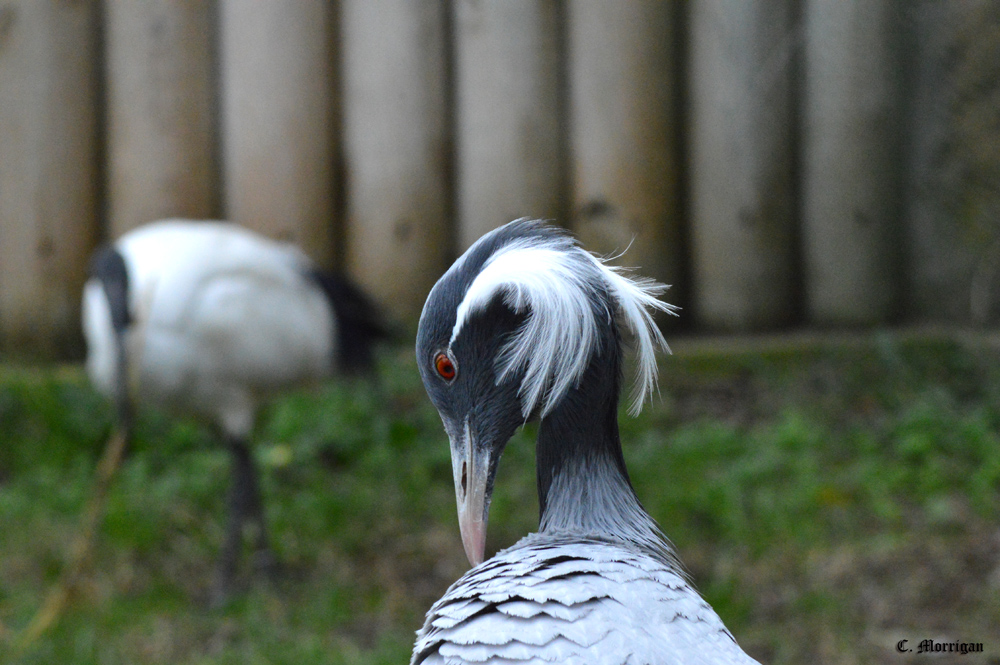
[{"x1": 416, "y1": 219, "x2": 676, "y2": 566}]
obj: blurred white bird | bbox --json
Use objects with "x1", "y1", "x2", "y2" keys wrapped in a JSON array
[
  {"x1": 82, "y1": 219, "x2": 386, "y2": 603},
  {"x1": 412, "y1": 219, "x2": 759, "y2": 664}
]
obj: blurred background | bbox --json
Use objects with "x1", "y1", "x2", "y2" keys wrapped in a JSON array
[
  {"x1": 1, "y1": 0, "x2": 1000, "y2": 358},
  {"x1": 1, "y1": 1, "x2": 999, "y2": 664}
]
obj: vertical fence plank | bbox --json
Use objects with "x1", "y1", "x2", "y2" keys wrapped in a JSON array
[
  {"x1": 342, "y1": 0, "x2": 451, "y2": 318},
  {"x1": 0, "y1": 0, "x2": 99, "y2": 358},
  {"x1": 105, "y1": 0, "x2": 217, "y2": 237},
  {"x1": 802, "y1": 0, "x2": 903, "y2": 325},
  {"x1": 220, "y1": 0, "x2": 336, "y2": 266},
  {"x1": 904, "y1": 1, "x2": 966, "y2": 323},
  {"x1": 689, "y1": 0, "x2": 797, "y2": 330},
  {"x1": 568, "y1": 1, "x2": 681, "y2": 296},
  {"x1": 906, "y1": 0, "x2": 997, "y2": 324},
  {"x1": 453, "y1": 0, "x2": 565, "y2": 250}
]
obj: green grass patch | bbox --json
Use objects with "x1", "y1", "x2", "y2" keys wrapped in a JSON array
[{"x1": 1, "y1": 332, "x2": 999, "y2": 664}]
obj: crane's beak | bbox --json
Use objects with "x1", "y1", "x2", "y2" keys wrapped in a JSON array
[{"x1": 449, "y1": 417, "x2": 491, "y2": 567}]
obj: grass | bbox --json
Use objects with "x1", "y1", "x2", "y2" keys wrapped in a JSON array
[{"x1": 1, "y1": 330, "x2": 998, "y2": 664}]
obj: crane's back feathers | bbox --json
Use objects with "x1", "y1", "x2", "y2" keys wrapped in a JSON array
[
  {"x1": 412, "y1": 535, "x2": 758, "y2": 665},
  {"x1": 447, "y1": 219, "x2": 677, "y2": 418}
]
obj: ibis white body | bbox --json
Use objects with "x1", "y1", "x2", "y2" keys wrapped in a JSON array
[
  {"x1": 81, "y1": 219, "x2": 386, "y2": 602},
  {"x1": 82, "y1": 220, "x2": 336, "y2": 438},
  {"x1": 83, "y1": 220, "x2": 386, "y2": 603}
]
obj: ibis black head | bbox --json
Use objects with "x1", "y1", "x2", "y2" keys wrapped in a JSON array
[
  {"x1": 416, "y1": 219, "x2": 675, "y2": 565},
  {"x1": 89, "y1": 244, "x2": 131, "y2": 333}
]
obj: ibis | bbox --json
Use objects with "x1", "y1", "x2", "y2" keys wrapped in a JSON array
[
  {"x1": 411, "y1": 219, "x2": 759, "y2": 664},
  {"x1": 82, "y1": 219, "x2": 386, "y2": 602}
]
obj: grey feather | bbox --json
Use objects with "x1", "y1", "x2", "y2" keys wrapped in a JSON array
[{"x1": 413, "y1": 534, "x2": 760, "y2": 665}]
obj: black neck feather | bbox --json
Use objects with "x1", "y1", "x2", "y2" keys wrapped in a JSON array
[
  {"x1": 535, "y1": 314, "x2": 635, "y2": 523},
  {"x1": 533, "y1": 318, "x2": 677, "y2": 567}
]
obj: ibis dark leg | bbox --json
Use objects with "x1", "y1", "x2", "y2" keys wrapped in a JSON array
[
  {"x1": 212, "y1": 436, "x2": 274, "y2": 604},
  {"x1": 245, "y1": 448, "x2": 277, "y2": 577}
]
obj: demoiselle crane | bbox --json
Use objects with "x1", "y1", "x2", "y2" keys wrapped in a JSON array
[
  {"x1": 82, "y1": 219, "x2": 386, "y2": 602},
  {"x1": 411, "y1": 219, "x2": 759, "y2": 663}
]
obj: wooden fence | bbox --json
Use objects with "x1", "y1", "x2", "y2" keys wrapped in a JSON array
[{"x1": 0, "y1": 0, "x2": 997, "y2": 359}]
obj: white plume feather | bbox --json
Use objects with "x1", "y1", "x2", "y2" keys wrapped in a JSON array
[{"x1": 451, "y1": 223, "x2": 678, "y2": 418}]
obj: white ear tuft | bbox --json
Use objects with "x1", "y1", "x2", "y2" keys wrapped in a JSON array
[
  {"x1": 451, "y1": 225, "x2": 677, "y2": 418},
  {"x1": 598, "y1": 262, "x2": 678, "y2": 415}
]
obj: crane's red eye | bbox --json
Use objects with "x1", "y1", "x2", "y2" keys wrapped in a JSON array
[{"x1": 434, "y1": 352, "x2": 457, "y2": 381}]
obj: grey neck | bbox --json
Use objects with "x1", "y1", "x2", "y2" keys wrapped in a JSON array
[
  {"x1": 533, "y1": 343, "x2": 673, "y2": 563},
  {"x1": 538, "y1": 453, "x2": 665, "y2": 555}
]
